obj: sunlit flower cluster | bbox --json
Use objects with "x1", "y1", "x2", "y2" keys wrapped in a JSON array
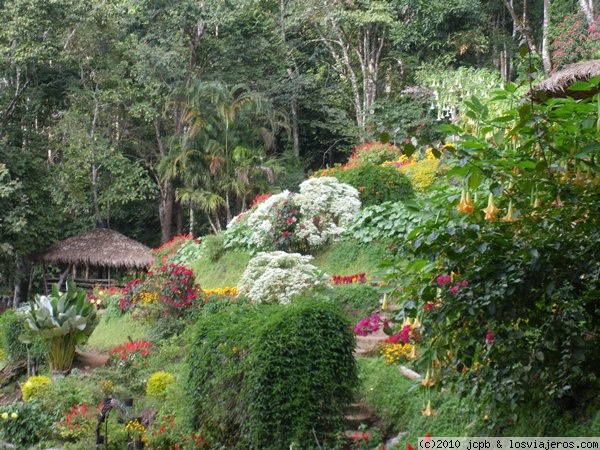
[
  {"x1": 202, "y1": 287, "x2": 238, "y2": 297},
  {"x1": 237, "y1": 251, "x2": 329, "y2": 304}
]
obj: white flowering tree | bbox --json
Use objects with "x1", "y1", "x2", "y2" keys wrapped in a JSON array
[{"x1": 237, "y1": 251, "x2": 329, "y2": 304}]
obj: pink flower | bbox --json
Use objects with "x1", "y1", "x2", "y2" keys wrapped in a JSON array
[
  {"x1": 486, "y1": 330, "x2": 494, "y2": 345},
  {"x1": 449, "y1": 286, "x2": 459, "y2": 295},
  {"x1": 437, "y1": 275, "x2": 452, "y2": 285}
]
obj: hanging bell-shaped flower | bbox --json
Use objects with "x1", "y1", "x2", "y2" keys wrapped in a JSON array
[
  {"x1": 421, "y1": 400, "x2": 436, "y2": 416},
  {"x1": 456, "y1": 190, "x2": 474, "y2": 213},
  {"x1": 482, "y1": 193, "x2": 499, "y2": 220},
  {"x1": 502, "y1": 200, "x2": 517, "y2": 222},
  {"x1": 421, "y1": 369, "x2": 436, "y2": 387}
]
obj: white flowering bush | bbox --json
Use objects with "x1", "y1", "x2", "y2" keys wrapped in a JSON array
[
  {"x1": 223, "y1": 178, "x2": 360, "y2": 253},
  {"x1": 295, "y1": 177, "x2": 361, "y2": 248},
  {"x1": 237, "y1": 251, "x2": 329, "y2": 304}
]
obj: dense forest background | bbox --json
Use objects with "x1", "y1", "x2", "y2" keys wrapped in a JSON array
[{"x1": 1, "y1": 0, "x2": 598, "y2": 298}]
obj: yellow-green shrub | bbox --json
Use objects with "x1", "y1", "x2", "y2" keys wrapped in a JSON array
[
  {"x1": 21, "y1": 375, "x2": 52, "y2": 401},
  {"x1": 146, "y1": 371, "x2": 175, "y2": 400},
  {"x1": 398, "y1": 159, "x2": 441, "y2": 191}
]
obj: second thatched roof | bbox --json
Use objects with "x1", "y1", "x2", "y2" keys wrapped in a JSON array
[
  {"x1": 29, "y1": 228, "x2": 154, "y2": 269},
  {"x1": 530, "y1": 59, "x2": 600, "y2": 100}
]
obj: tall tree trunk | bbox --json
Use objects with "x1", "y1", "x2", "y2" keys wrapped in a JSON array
[
  {"x1": 154, "y1": 118, "x2": 174, "y2": 243},
  {"x1": 159, "y1": 180, "x2": 174, "y2": 243},
  {"x1": 503, "y1": 0, "x2": 538, "y2": 54},
  {"x1": 579, "y1": 0, "x2": 595, "y2": 26},
  {"x1": 542, "y1": 0, "x2": 552, "y2": 74},
  {"x1": 287, "y1": 69, "x2": 301, "y2": 157}
]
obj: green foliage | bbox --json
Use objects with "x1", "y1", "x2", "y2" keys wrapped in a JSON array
[
  {"x1": 199, "y1": 234, "x2": 225, "y2": 262},
  {"x1": 186, "y1": 300, "x2": 358, "y2": 449},
  {"x1": 0, "y1": 309, "x2": 45, "y2": 363},
  {"x1": 332, "y1": 163, "x2": 414, "y2": 206},
  {"x1": 324, "y1": 283, "x2": 381, "y2": 320},
  {"x1": 386, "y1": 86, "x2": 600, "y2": 421},
  {"x1": 147, "y1": 371, "x2": 175, "y2": 400},
  {"x1": 347, "y1": 141, "x2": 402, "y2": 167},
  {"x1": 357, "y1": 357, "x2": 477, "y2": 439},
  {"x1": 171, "y1": 238, "x2": 204, "y2": 267},
  {"x1": 347, "y1": 201, "x2": 423, "y2": 244},
  {"x1": 0, "y1": 400, "x2": 53, "y2": 447},
  {"x1": 37, "y1": 371, "x2": 101, "y2": 417}
]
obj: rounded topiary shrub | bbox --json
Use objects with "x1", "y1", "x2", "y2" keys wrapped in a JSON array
[
  {"x1": 146, "y1": 371, "x2": 175, "y2": 400},
  {"x1": 186, "y1": 300, "x2": 357, "y2": 449},
  {"x1": 332, "y1": 163, "x2": 414, "y2": 206},
  {"x1": 21, "y1": 375, "x2": 52, "y2": 402}
]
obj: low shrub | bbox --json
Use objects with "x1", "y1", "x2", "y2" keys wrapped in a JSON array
[
  {"x1": 199, "y1": 234, "x2": 225, "y2": 262},
  {"x1": 187, "y1": 300, "x2": 358, "y2": 449},
  {"x1": 346, "y1": 141, "x2": 403, "y2": 167},
  {"x1": 0, "y1": 400, "x2": 53, "y2": 447},
  {"x1": 332, "y1": 163, "x2": 414, "y2": 206},
  {"x1": 21, "y1": 375, "x2": 52, "y2": 401},
  {"x1": 347, "y1": 200, "x2": 423, "y2": 244},
  {"x1": 0, "y1": 309, "x2": 46, "y2": 364},
  {"x1": 397, "y1": 158, "x2": 442, "y2": 191},
  {"x1": 237, "y1": 251, "x2": 329, "y2": 304},
  {"x1": 147, "y1": 371, "x2": 175, "y2": 400}
]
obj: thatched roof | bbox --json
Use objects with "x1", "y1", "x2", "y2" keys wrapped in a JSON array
[
  {"x1": 29, "y1": 228, "x2": 154, "y2": 269},
  {"x1": 530, "y1": 59, "x2": 600, "y2": 100}
]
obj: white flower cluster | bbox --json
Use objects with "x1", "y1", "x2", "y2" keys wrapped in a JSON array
[
  {"x1": 246, "y1": 191, "x2": 293, "y2": 249},
  {"x1": 224, "y1": 178, "x2": 360, "y2": 252},
  {"x1": 237, "y1": 251, "x2": 329, "y2": 304},
  {"x1": 295, "y1": 177, "x2": 361, "y2": 247}
]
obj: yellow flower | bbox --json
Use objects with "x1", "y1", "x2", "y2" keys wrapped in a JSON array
[
  {"x1": 502, "y1": 200, "x2": 517, "y2": 222},
  {"x1": 1, "y1": 413, "x2": 8, "y2": 420},
  {"x1": 10, "y1": 413, "x2": 17, "y2": 419},
  {"x1": 421, "y1": 370, "x2": 435, "y2": 387},
  {"x1": 482, "y1": 193, "x2": 499, "y2": 220},
  {"x1": 422, "y1": 400, "x2": 436, "y2": 416},
  {"x1": 456, "y1": 190, "x2": 474, "y2": 213}
]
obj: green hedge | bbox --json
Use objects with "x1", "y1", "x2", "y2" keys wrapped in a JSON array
[
  {"x1": 0, "y1": 310, "x2": 45, "y2": 363},
  {"x1": 186, "y1": 300, "x2": 358, "y2": 449},
  {"x1": 332, "y1": 163, "x2": 414, "y2": 206}
]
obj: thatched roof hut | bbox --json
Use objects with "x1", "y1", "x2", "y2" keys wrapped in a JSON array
[
  {"x1": 30, "y1": 228, "x2": 153, "y2": 269},
  {"x1": 530, "y1": 59, "x2": 600, "y2": 100}
]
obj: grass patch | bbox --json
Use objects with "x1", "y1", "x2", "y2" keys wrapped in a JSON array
[
  {"x1": 85, "y1": 312, "x2": 150, "y2": 351},
  {"x1": 311, "y1": 239, "x2": 388, "y2": 277},
  {"x1": 192, "y1": 250, "x2": 251, "y2": 288},
  {"x1": 188, "y1": 240, "x2": 388, "y2": 289}
]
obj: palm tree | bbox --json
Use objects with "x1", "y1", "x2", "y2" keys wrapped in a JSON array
[{"x1": 182, "y1": 80, "x2": 286, "y2": 225}]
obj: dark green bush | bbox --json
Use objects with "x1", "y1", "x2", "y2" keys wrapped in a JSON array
[
  {"x1": 0, "y1": 309, "x2": 45, "y2": 363},
  {"x1": 332, "y1": 163, "x2": 414, "y2": 206},
  {"x1": 186, "y1": 300, "x2": 358, "y2": 449},
  {"x1": 200, "y1": 234, "x2": 225, "y2": 262}
]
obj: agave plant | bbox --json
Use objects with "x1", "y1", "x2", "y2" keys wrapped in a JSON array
[{"x1": 23, "y1": 281, "x2": 98, "y2": 372}]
